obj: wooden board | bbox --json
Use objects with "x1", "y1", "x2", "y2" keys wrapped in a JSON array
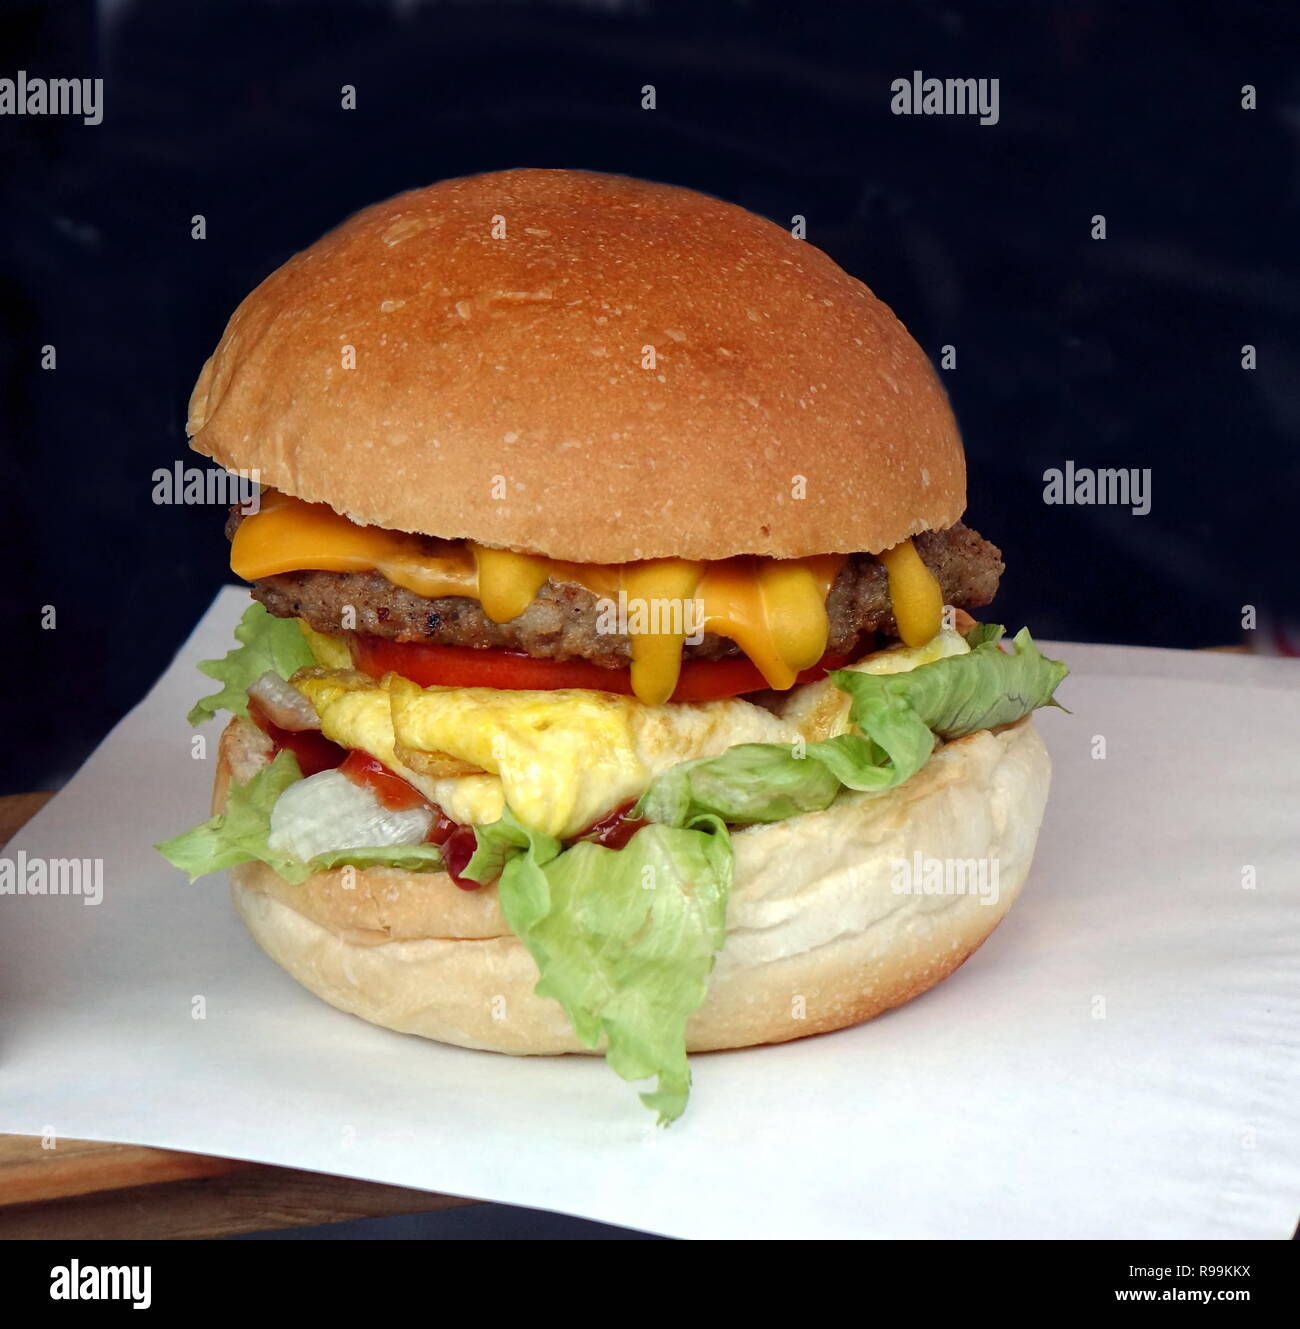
[{"x1": 0, "y1": 1141, "x2": 474, "y2": 1239}]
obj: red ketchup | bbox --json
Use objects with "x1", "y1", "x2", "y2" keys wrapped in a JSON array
[
  {"x1": 575, "y1": 801, "x2": 648, "y2": 850},
  {"x1": 338, "y1": 750, "x2": 426, "y2": 810},
  {"x1": 246, "y1": 699, "x2": 484, "y2": 888},
  {"x1": 259, "y1": 719, "x2": 648, "y2": 888},
  {"x1": 425, "y1": 808, "x2": 482, "y2": 890},
  {"x1": 335, "y1": 752, "x2": 484, "y2": 891},
  {"x1": 247, "y1": 699, "x2": 346, "y2": 776}
]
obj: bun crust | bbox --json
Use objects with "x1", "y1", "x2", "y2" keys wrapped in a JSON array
[
  {"x1": 188, "y1": 168, "x2": 964, "y2": 561},
  {"x1": 219, "y1": 715, "x2": 1050, "y2": 1055}
]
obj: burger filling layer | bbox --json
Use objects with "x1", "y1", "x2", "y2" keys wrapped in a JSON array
[
  {"x1": 227, "y1": 491, "x2": 1003, "y2": 706},
  {"x1": 159, "y1": 489, "x2": 1066, "y2": 1126}
]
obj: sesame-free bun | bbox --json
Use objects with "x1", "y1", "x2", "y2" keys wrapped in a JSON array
[
  {"x1": 218, "y1": 714, "x2": 1050, "y2": 1056},
  {"x1": 187, "y1": 169, "x2": 964, "y2": 562}
]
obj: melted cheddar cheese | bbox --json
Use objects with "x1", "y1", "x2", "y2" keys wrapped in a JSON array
[
  {"x1": 231, "y1": 491, "x2": 943, "y2": 704},
  {"x1": 878, "y1": 538, "x2": 946, "y2": 649}
]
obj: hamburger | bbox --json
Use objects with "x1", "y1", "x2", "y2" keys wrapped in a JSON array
[{"x1": 158, "y1": 168, "x2": 1067, "y2": 1122}]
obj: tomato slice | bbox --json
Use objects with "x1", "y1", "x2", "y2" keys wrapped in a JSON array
[
  {"x1": 350, "y1": 636, "x2": 855, "y2": 702},
  {"x1": 247, "y1": 699, "x2": 346, "y2": 776},
  {"x1": 338, "y1": 750, "x2": 428, "y2": 811}
]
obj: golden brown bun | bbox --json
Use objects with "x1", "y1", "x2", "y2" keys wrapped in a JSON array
[
  {"x1": 187, "y1": 168, "x2": 964, "y2": 562},
  {"x1": 218, "y1": 715, "x2": 1050, "y2": 1055}
]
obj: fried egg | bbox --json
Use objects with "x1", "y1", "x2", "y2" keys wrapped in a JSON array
[{"x1": 292, "y1": 669, "x2": 797, "y2": 838}]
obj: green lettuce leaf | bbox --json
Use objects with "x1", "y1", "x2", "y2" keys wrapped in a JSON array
[
  {"x1": 155, "y1": 749, "x2": 310, "y2": 882},
  {"x1": 962, "y1": 622, "x2": 1006, "y2": 649},
  {"x1": 637, "y1": 627, "x2": 1068, "y2": 828},
  {"x1": 156, "y1": 752, "x2": 449, "y2": 882},
  {"x1": 310, "y1": 844, "x2": 446, "y2": 872},
  {"x1": 636, "y1": 741, "x2": 844, "y2": 828},
  {"x1": 187, "y1": 603, "x2": 316, "y2": 725},
  {"x1": 465, "y1": 810, "x2": 732, "y2": 1124},
  {"x1": 830, "y1": 625, "x2": 1069, "y2": 745}
]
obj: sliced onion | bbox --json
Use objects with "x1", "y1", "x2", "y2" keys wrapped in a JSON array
[
  {"x1": 268, "y1": 769, "x2": 433, "y2": 861},
  {"x1": 248, "y1": 671, "x2": 320, "y2": 731}
]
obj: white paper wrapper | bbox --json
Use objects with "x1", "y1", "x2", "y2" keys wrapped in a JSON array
[{"x1": 1, "y1": 587, "x2": 1297, "y2": 1238}]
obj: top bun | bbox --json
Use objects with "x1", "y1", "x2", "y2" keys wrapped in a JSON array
[{"x1": 188, "y1": 168, "x2": 964, "y2": 562}]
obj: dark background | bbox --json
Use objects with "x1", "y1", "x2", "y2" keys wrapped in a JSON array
[{"x1": 4, "y1": 0, "x2": 1297, "y2": 797}]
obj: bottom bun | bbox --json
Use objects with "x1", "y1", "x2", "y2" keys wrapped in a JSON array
[{"x1": 222, "y1": 714, "x2": 1050, "y2": 1054}]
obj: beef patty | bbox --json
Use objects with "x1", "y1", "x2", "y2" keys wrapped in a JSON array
[{"x1": 239, "y1": 518, "x2": 1003, "y2": 670}]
